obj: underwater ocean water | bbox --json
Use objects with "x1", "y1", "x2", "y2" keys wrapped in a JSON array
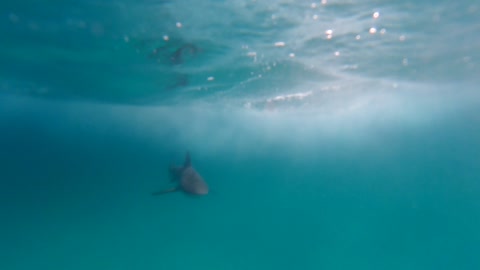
[{"x1": 1, "y1": 0, "x2": 480, "y2": 269}]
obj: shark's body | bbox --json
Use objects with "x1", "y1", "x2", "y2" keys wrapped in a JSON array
[{"x1": 152, "y1": 152, "x2": 208, "y2": 196}]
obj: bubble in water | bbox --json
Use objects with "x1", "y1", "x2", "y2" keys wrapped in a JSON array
[
  {"x1": 325, "y1": 29, "x2": 333, "y2": 39},
  {"x1": 8, "y1": 13, "x2": 19, "y2": 23},
  {"x1": 90, "y1": 22, "x2": 104, "y2": 36},
  {"x1": 28, "y1": 22, "x2": 39, "y2": 31}
]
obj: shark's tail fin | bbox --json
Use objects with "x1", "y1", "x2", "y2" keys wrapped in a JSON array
[{"x1": 152, "y1": 187, "x2": 179, "y2": 196}]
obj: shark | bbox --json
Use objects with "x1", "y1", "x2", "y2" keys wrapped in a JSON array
[{"x1": 152, "y1": 151, "x2": 209, "y2": 196}]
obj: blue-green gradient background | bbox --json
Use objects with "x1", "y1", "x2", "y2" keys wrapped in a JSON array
[{"x1": 1, "y1": 1, "x2": 479, "y2": 269}]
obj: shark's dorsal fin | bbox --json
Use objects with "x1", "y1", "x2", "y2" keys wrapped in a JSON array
[{"x1": 184, "y1": 151, "x2": 191, "y2": 168}]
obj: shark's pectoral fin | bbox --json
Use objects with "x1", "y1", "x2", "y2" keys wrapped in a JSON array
[{"x1": 152, "y1": 187, "x2": 180, "y2": 196}]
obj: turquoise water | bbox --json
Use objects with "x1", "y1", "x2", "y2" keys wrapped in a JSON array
[{"x1": 1, "y1": 1, "x2": 480, "y2": 269}]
